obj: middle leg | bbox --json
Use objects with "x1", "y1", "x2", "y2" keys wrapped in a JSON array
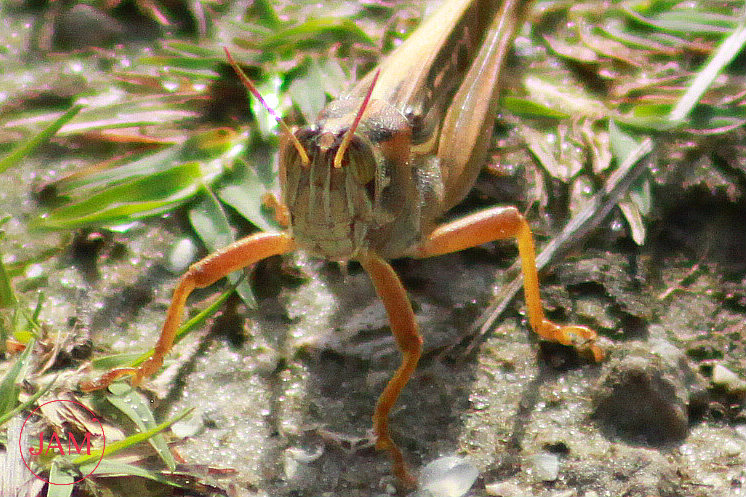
[{"x1": 413, "y1": 206, "x2": 603, "y2": 361}]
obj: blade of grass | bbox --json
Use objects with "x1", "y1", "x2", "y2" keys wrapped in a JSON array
[
  {"x1": 70, "y1": 407, "x2": 194, "y2": 466},
  {"x1": 624, "y1": 5, "x2": 737, "y2": 35},
  {"x1": 259, "y1": 18, "x2": 374, "y2": 50},
  {"x1": 0, "y1": 375, "x2": 56, "y2": 427},
  {"x1": 287, "y1": 58, "x2": 328, "y2": 123},
  {"x1": 218, "y1": 161, "x2": 280, "y2": 233},
  {"x1": 162, "y1": 40, "x2": 224, "y2": 58},
  {"x1": 501, "y1": 96, "x2": 571, "y2": 119},
  {"x1": 523, "y1": 75, "x2": 609, "y2": 120},
  {"x1": 52, "y1": 128, "x2": 239, "y2": 194},
  {"x1": 77, "y1": 459, "x2": 186, "y2": 486},
  {"x1": 47, "y1": 462, "x2": 75, "y2": 496},
  {"x1": 0, "y1": 340, "x2": 35, "y2": 417},
  {"x1": 248, "y1": 0, "x2": 284, "y2": 29},
  {"x1": 90, "y1": 351, "x2": 149, "y2": 371},
  {"x1": 669, "y1": 18, "x2": 746, "y2": 123},
  {"x1": 0, "y1": 105, "x2": 82, "y2": 174},
  {"x1": 609, "y1": 120, "x2": 641, "y2": 163},
  {"x1": 105, "y1": 384, "x2": 176, "y2": 471},
  {"x1": 0, "y1": 240, "x2": 17, "y2": 309},
  {"x1": 32, "y1": 162, "x2": 205, "y2": 231},
  {"x1": 190, "y1": 185, "x2": 256, "y2": 307},
  {"x1": 97, "y1": 283, "x2": 236, "y2": 370},
  {"x1": 3, "y1": 96, "x2": 199, "y2": 138}
]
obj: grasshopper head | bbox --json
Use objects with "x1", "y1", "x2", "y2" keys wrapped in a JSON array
[
  {"x1": 223, "y1": 49, "x2": 417, "y2": 260},
  {"x1": 280, "y1": 97, "x2": 413, "y2": 260}
]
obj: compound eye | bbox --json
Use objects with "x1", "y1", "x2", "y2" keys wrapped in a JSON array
[{"x1": 348, "y1": 143, "x2": 375, "y2": 186}]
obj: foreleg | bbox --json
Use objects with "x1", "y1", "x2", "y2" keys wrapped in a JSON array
[
  {"x1": 82, "y1": 232, "x2": 296, "y2": 391},
  {"x1": 359, "y1": 252, "x2": 422, "y2": 487}
]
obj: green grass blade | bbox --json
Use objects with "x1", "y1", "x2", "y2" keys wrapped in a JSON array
[
  {"x1": 249, "y1": 0, "x2": 284, "y2": 29},
  {"x1": 0, "y1": 375, "x2": 56, "y2": 427},
  {"x1": 0, "y1": 244, "x2": 17, "y2": 308},
  {"x1": 78, "y1": 459, "x2": 185, "y2": 486},
  {"x1": 105, "y1": 384, "x2": 176, "y2": 471},
  {"x1": 609, "y1": 120, "x2": 642, "y2": 164},
  {"x1": 218, "y1": 180, "x2": 279, "y2": 233},
  {"x1": 33, "y1": 162, "x2": 204, "y2": 230},
  {"x1": 71, "y1": 407, "x2": 194, "y2": 466},
  {"x1": 625, "y1": 5, "x2": 737, "y2": 35},
  {"x1": 259, "y1": 18, "x2": 373, "y2": 50},
  {"x1": 189, "y1": 185, "x2": 257, "y2": 307},
  {"x1": 90, "y1": 352, "x2": 148, "y2": 370},
  {"x1": 47, "y1": 462, "x2": 75, "y2": 497},
  {"x1": 0, "y1": 105, "x2": 82, "y2": 174},
  {"x1": 501, "y1": 96, "x2": 570, "y2": 119},
  {"x1": 53, "y1": 128, "x2": 240, "y2": 194},
  {"x1": 0, "y1": 340, "x2": 35, "y2": 417}
]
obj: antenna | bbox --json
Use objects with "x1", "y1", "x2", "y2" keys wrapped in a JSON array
[
  {"x1": 223, "y1": 47, "x2": 310, "y2": 168},
  {"x1": 333, "y1": 69, "x2": 380, "y2": 169}
]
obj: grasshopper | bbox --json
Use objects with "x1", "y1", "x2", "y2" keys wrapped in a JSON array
[{"x1": 83, "y1": 0, "x2": 604, "y2": 485}]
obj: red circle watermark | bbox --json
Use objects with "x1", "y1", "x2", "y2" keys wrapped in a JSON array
[{"x1": 19, "y1": 399, "x2": 106, "y2": 485}]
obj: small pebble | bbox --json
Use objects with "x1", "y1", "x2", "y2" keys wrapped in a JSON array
[
  {"x1": 549, "y1": 490, "x2": 575, "y2": 497},
  {"x1": 736, "y1": 425, "x2": 746, "y2": 441},
  {"x1": 592, "y1": 340, "x2": 708, "y2": 444},
  {"x1": 712, "y1": 364, "x2": 746, "y2": 394},
  {"x1": 283, "y1": 446, "x2": 324, "y2": 479},
  {"x1": 286, "y1": 446, "x2": 324, "y2": 463},
  {"x1": 283, "y1": 454, "x2": 298, "y2": 480},
  {"x1": 168, "y1": 237, "x2": 198, "y2": 273},
  {"x1": 54, "y1": 4, "x2": 124, "y2": 49},
  {"x1": 528, "y1": 453, "x2": 560, "y2": 482},
  {"x1": 418, "y1": 456, "x2": 479, "y2": 497},
  {"x1": 484, "y1": 481, "x2": 527, "y2": 497},
  {"x1": 170, "y1": 411, "x2": 204, "y2": 438}
]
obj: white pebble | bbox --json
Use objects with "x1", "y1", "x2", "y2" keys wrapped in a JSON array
[
  {"x1": 484, "y1": 480, "x2": 528, "y2": 496},
  {"x1": 712, "y1": 364, "x2": 746, "y2": 392},
  {"x1": 170, "y1": 411, "x2": 204, "y2": 438},
  {"x1": 286, "y1": 445, "x2": 324, "y2": 463},
  {"x1": 528, "y1": 453, "x2": 560, "y2": 482},
  {"x1": 168, "y1": 237, "x2": 198, "y2": 273},
  {"x1": 418, "y1": 456, "x2": 479, "y2": 497}
]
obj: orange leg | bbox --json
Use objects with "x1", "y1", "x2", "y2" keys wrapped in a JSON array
[
  {"x1": 414, "y1": 206, "x2": 604, "y2": 361},
  {"x1": 81, "y1": 232, "x2": 296, "y2": 392},
  {"x1": 359, "y1": 252, "x2": 422, "y2": 488}
]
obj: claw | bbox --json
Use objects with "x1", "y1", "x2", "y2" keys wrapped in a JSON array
[{"x1": 537, "y1": 320, "x2": 604, "y2": 362}]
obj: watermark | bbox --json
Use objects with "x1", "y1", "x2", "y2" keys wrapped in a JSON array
[{"x1": 19, "y1": 399, "x2": 106, "y2": 485}]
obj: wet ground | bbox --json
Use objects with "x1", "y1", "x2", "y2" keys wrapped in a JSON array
[
  {"x1": 2, "y1": 1, "x2": 746, "y2": 496},
  {"x1": 3, "y1": 157, "x2": 746, "y2": 496}
]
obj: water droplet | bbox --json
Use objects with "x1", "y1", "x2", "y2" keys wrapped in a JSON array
[{"x1": 162, "y1": 80, "x2": 179, "y2": 92}]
